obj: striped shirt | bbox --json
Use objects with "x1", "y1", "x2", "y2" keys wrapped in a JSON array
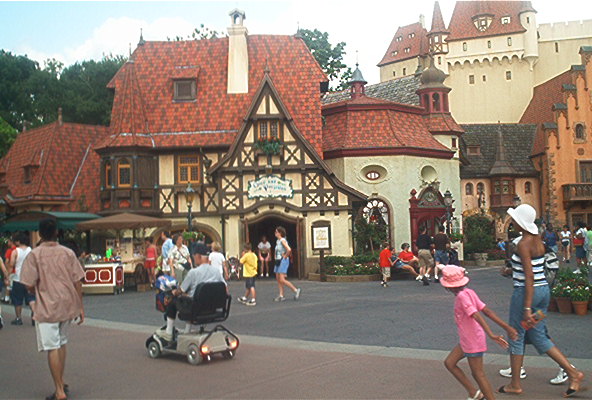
[{"x1": 511, "y1": 253, "x2": 548, "y2": 287}]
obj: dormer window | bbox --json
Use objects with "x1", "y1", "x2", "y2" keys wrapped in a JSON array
[
  {"x1": 473, "y1": 15, "x2": 493, "y2": 31},
  {"x1": 501, "y1": 16, "x2": 511, "y2": 25},
  {"x1": 408, "y1": 33, "x2": 415, "y2": 38},
  {"x1": 404, "y1": 47, "x2": 410, "y2": 54},
  {"x1": 392, "y1": 50, "x2": 398, "y2": 56},
  {"x1": 468, "y1": 145, "x2": 481, "y2": 155},
  {"x1": 173, "y1": 79, "x2": 196, "y2": 101},
  {"x1": 23, "y1": 166, "x2": 32, "y2": 184},
  {"x1": 396, "y1": 36, "x2": 403, "y2": 42}
]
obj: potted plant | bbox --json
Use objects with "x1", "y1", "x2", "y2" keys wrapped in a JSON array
[
  {"x1": 463, "y1": 215, "x2": 494, "y2": 267},
  {"x1": 570, "y1": 285, "x2": 590, "y2": 316},
  {"x1": 253, "y1": 136, "x2": 283, "y2": 156},
  {"x1": 552, "y1": 282, "x2": 573, "y2": 314}
]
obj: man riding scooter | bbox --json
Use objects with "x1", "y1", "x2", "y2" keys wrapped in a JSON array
[{"x1": 156, "y1": 245, "x2": 226, "y2": 343}]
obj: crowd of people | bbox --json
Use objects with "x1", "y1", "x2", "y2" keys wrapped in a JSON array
[{"x1": 378, "y1": 225, "x2": 460, "y2": 287}]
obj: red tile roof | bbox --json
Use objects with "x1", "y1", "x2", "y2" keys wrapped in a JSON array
[
  {"x1": 322, "y1": 97, "x2": 453, "y2": 158},
  {"x1": 446, "y1": 1, "x2": 533, "y2": 42},
  {"x1": 0, "y1": 122, "x2": 109, "y2": 212},
  {"x1": 378, "y1": 23, "x2": 429, "y2": 67},
  {"x1": 520, "y1": 70, "x2": 571, "y2": 156},
  {"x1": 100, "y1": 35, "x2": 327, "y2": 155},
  {"x1": 423, "y1": 113, "x2": 464, "y2": 135},
  {"x1": 430, "y1": 1, "x2": 448, "y2": 33}
]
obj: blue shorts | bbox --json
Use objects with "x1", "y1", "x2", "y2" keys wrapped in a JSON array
[
  {"x1": 575, "y1": 246, "x2": 586, "y2": 259},
  {"x1": 509, "y1": 286, "x2": 554, "y2": 356},
  {"x1": 11, "y1": 281, "x2": 35, "y2": 306},
  {"x1": 274, "y1": 258, "x2": 290, "y2": 274},
  {"x1": 245, "y1": 277, "x2": 256, "y2": 289},
  {"x1": 435, "y1": 249, "x2": 449, "y2": 264},
  {"x1": 464, "y1": 352, "x2": 484, "y2": 358}
]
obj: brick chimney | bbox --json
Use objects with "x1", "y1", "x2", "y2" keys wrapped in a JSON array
[{"x1": 227, "y1": 9, "x2": 248, "y2": 94}]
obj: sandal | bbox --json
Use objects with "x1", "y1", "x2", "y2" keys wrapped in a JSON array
[{"x1": 564, "y1": 371, "x2": 586, "y2": 398}]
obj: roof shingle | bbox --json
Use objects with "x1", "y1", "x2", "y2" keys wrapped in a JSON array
[{"x1": 378, "y1": 23, "x2": 428, "y2": 66}]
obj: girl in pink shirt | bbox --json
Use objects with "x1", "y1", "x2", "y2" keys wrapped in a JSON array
[{"x1": 441, "y1": 266, "x2": 517, "y2": 400}]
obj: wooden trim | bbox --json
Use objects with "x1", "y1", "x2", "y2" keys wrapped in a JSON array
[{"x1": 323, "y1": 147, "x2": 454, "y2": 160}]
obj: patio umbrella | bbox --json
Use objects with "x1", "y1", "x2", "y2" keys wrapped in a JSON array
[{"x1": 76, "y1": 212, "x2": 172, "y2": 231}]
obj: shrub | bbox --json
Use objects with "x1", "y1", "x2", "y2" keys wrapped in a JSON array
[
  {"x1": 324, "y1": 256, "x2": 352, "y2": 267},
  {"x1": 463, "y1": 215, "x2": 494, "y2": 254},
  {"x1": 485, "y1": 248, "x2": 506, "y2": 260},
  {"x1": 326, "y1": 263, "x2": 381, "y2": 276},
  {"x1": 352, "y1": 253, "x2": 378, "y2": 265}
]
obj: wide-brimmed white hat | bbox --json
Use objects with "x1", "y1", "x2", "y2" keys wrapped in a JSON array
[{"x1": 507, "y1": 204, "x2": 538, "y2": 235}]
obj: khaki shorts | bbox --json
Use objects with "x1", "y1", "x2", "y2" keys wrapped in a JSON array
[
  {"x1": 36, "y1": 321, "x2": 70, "y2": 352},
  {"x1": 381, "y1": 267, "x2": 391, "y2": 278},
  {"x1": 418, "y1": 249, "x2": 434, "y2": 269}
]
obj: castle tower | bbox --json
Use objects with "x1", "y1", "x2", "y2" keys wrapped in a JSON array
[
  {"x1": 427, "y1": 1, "x2": 449, "y2": 74},
  {"x1": 416, "y1": 56, "x2": 450, "y2": 114},
  {"x1": 519, "y1": 1, "x2": 538, "y2": 70}
]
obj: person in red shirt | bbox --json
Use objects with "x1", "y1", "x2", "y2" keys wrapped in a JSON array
[
  {"x1": 379, "y1": 243, "x2": 394, "y2": 288},
  {"x1": 2, "y1": 239, "x2": 15, "y2": 303},
  {"x1": 398, "y1": 243, "x2": 419, "y2": 272}
]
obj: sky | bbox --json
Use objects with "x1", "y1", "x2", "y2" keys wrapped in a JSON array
[{"x1": 1, "y1": 0, "x2": 591, "y2": 84}]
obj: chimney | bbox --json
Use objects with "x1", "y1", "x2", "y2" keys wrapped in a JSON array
[
  {"x1": 419, "y1": 14, "x2": 425, "y2": 28},
  {"x1": 227, "y1": 9, "x2": 249, "y2": 94},
  {"x1": 58, "y1": 107, "x2": 63, "y2": 126}
]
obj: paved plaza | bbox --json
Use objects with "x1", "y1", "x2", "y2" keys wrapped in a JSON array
[{"x1": 1, "y1": 266, "x2": 591, "y2": 399}]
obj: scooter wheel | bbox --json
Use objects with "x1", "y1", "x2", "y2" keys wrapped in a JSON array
[
  {"x1": 222, "y1": 350, "x2": 235, "y2": 359},
  {"x1": 187, "y1": 344, "x2": 203, "y2": 365},
  {"x1": 148, "y1": 341, "x2": 161, "y2": 359}
]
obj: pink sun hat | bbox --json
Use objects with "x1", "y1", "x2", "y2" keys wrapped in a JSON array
[{"x1": 440, "y1": 265, "x2": 469, "y2": 288}]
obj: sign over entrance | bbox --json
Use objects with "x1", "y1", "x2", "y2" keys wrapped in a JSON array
[{"x1": 247, "y1": 175, "x2": 293, "y2": 199}]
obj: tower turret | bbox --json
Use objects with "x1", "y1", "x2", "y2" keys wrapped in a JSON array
[
  {"x1": 416, "y1": 56, "x2": 450, "y2": 114},
  {"x1": 349, "y1": 64, "x2": 367, "y2": 99},
  {"x1": 519, "y1": 1, "x2": 538, "y2": 70},
  {"x1": 427, "y1": 1, "x2": 449, "y2": 74}
]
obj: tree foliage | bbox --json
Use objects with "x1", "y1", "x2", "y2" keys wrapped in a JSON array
[
  {"x1": 168, "y1": 24, "x2": 225, "y2": 41},
  {"x1": 0, "y1": 51, "x2": 125, "y2": 131},
  {"x1": 0, "y1": 117, "x2": 17, "y2": 158},
  {"x1": 354, "y1": 217, "x2": 388, "y2": 255},
  {"x1": 298, "y1": 28, "x2": 352, "y2": 91}
]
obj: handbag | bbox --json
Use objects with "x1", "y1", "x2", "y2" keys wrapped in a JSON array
[{"x1": 183, "y1": 261, "x2": 192, "y2": 271}]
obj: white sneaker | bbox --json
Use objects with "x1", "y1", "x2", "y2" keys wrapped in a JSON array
[
  {"x1": 499, "y1": 366, "x2": 527, "y2": 379},
  {"x1": 246, "y1": 299, "x2": 256, "y2": 306},
  {"x1": 549, "y1": 368, "x2": 569, "y2": 385},
  {"x1": 294, "y1": 288, "x2": 301, "y2": 300},
  {"x1": 574, "y1": 269, "x2": 581, "y2": 274},
  {"x1": 416, "y1": 275, "x2": 423, "y2": 281},
  {"x1": 156, "y1": 328, "x2": 173, "y2": 342},
  {"x1": 237, "y1": 296, "x2": 248, "y2": 304},
  {"x1": 467, "y1": 389, "x2": 483, "y2": 400}
]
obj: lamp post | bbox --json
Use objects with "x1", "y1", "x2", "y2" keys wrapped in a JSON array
[
  {"x1": 443, "y1": 190, "x2": 454, "y2": 234},
  {"x1": 184, "y1": 183, "x2": 195, "y2": 231},
  {"x1": 513, "y1": 195, "x2": 521, "y2": 208}
]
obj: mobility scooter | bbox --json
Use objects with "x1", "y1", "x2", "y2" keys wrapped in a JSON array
[{"x1": 146, "y1": 281, "x2": 239, "y2": 365}]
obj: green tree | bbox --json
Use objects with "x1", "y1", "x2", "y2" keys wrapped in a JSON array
[
  {"x1": 0, "y1": 117, "x2": 17, "y2": 158},
  {"x1": 60, "y1": 55, "x2": 126, "y2": 125},
  {"x1": 168, "y1": 24, "x2": 225, "y2": 41},
  {"x1": 0, "y1": 50, "x2": 39, "y2": 130},
  {"x1": 354, "y1": 217, "x2": 387, "y2": 255},
  {"x1": 463, "y1": 215, "x2": 495, "y2": 254},
  {"x1": 298, "y1": 28, "x2": 352, "y2": 91}
]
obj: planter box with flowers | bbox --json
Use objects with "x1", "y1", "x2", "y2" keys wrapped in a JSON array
[
  {"x1": 551, "y1": 267, "x2": 590, "y2": 314},
  {"x1": 308, "y1": 255, "x2": 382, "y2": 282},
  {"x1": 253, "y1": 137, "x2": 283, "y2": 156}
]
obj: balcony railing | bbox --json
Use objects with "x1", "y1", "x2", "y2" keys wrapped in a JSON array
[{"x1": 563, "y1": 184, "x2": 592, "y2": 202}]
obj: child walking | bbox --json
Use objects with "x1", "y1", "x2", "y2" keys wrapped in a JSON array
[
  {"x1": 441, "y1": 265, "x2": 517, "y2": 400},
  {"x1": 238, "y1": 243, "x2": 257, "y2": 306}
]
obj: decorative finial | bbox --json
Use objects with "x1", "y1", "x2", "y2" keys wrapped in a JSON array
[
  {"x1": 264, "y1": 57, "x2": 270, "y2": 74},
  {"x1": 138, "y1": 28, "x2": 145, "y2": 46},
  {"x1": 295, "y1": 21, "x2": 301, "y2": 38},
  {"x1": 356, "y1": 50, "x2": 359, "y2": 67}
]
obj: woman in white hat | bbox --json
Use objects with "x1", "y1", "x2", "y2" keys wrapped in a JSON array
[{"x1": 499, "y1": 204, "x2": 584, "y2": 397}]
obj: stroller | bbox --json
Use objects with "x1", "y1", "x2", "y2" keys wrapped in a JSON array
[{"x1": 146, "y1": 281, "x2": 239, "y2": 365}]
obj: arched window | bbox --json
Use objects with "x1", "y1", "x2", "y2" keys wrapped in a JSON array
[
  {"x1": 105, "y1": 161, "x2": 112, "y2": 187},
  {"x1": 575, "y1": 124, "x2": 585, "y2": 140},
  {"x1": 465, "y1": 183, "x2": 474, "y2": 195},
  {"x1": 477, "y1": 182, "x2": 485, "y2": 194},
  {"x1": 525, "y1": 181, "x2": 532, "y2": 194},
  {"x1": 118, "y1": 158, "x2": 131, "y2": 187},
  {"x1": 362, "y1": 199, "x2": 389, "y2": 226},
  {"x1": 423, "y1": 94, "x2": 430, "y2": 110},
  {"x1": 432, "y1": 93, "x2": 441, "y2": 112}
]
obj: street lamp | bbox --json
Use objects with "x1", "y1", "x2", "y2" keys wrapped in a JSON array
[
  {"x1": 443, "y1": 190, "x2": 454, "y2": 234},
  {"x1": 513, "y1": 195, "x2": 521, "y2": 207},
  {"x1": 184, "y1": 182, "x2": 195, "y2": 231}
]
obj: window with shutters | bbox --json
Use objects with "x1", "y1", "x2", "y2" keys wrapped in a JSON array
[
  {"x1": 177, "y1": 155, "x2": 200, "y2": 184},
  {"x1": 173, "y1": 79, "x2": 196, "y2": 101}
]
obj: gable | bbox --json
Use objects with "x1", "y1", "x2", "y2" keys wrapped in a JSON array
[{"x1": 211, "y1": 73, "x2": 366, "y2": 214}]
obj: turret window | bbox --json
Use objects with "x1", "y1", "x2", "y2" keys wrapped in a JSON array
[
  {"x1": 487, "y1": 40, "x2": 491, "y2": 49},
  {"x1": 463, "y1": 42, "x2": 468, "y2": 51},
  {"x1": 117, "y1": 159, "x2": 131, "y2": 187},
  {"x1": 403, "y1": 68, "x2": 407, "y2": 75},
  {"x1": 432, "y1": 93, "x2": 441, "y2": 111},
  {"x1": 469, "y1": 75, "x2": 475, "y2": 84},
  {"x1": 507, "y1": 37, "x2": 512, "y2": 46},
  {"x1": 555, "y1": 42, "x2": 559, "y2": 53},
  {"x1": 506, "y1": 71, "x2": 512, "y2": 80}
]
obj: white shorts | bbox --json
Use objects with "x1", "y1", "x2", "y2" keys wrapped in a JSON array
[{"x1": 35, "y1": 321, "x2": 70, "y2": 352}]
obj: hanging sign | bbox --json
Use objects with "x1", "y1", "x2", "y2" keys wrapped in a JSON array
[{"x1": 247, "y1": 175, "x2": 293, "y2": 199}]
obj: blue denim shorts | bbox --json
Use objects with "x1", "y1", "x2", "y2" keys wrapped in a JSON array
[
  {"x1": 11, "y1": 281, "x2": 35, "y2": 306},
  {"x1": 464, "y1": 352, "x2": 485, "y2": 358},
  {"x1": 274, "y1": 258, "x2": 290, "y2": 274},
  {"x1": 509, "y1": 286, "x2": 554, "y2": 355},
  {"x1": 435, "y1": 249, "x2": 449, "y2": 264}
]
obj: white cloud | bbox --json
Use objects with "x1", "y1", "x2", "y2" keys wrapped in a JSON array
[{"x1": 18, "y1": 16, "x2": 196, "y2": 66}]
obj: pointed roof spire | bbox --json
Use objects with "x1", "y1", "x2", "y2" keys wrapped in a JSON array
[
  {"x1": 350, "y1": 63, "x2": 367, "y2": 84},
  {"x1": 430, "y1": 1, "x2": 448, "y2": 33},
  {"x1": 138, "y1": 28, "x2": 145, "y2": 46},
  {"x1": 489, "y1": 123, "x2": 516, "y2": 176}
]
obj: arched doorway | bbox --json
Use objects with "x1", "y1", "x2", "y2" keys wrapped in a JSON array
[
  {"x1": 409, "y1": 187, "x2": 451, "y2": 251},
  {"x1": 244, "y1": 213, "x2": 302, "y2": 279}
]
